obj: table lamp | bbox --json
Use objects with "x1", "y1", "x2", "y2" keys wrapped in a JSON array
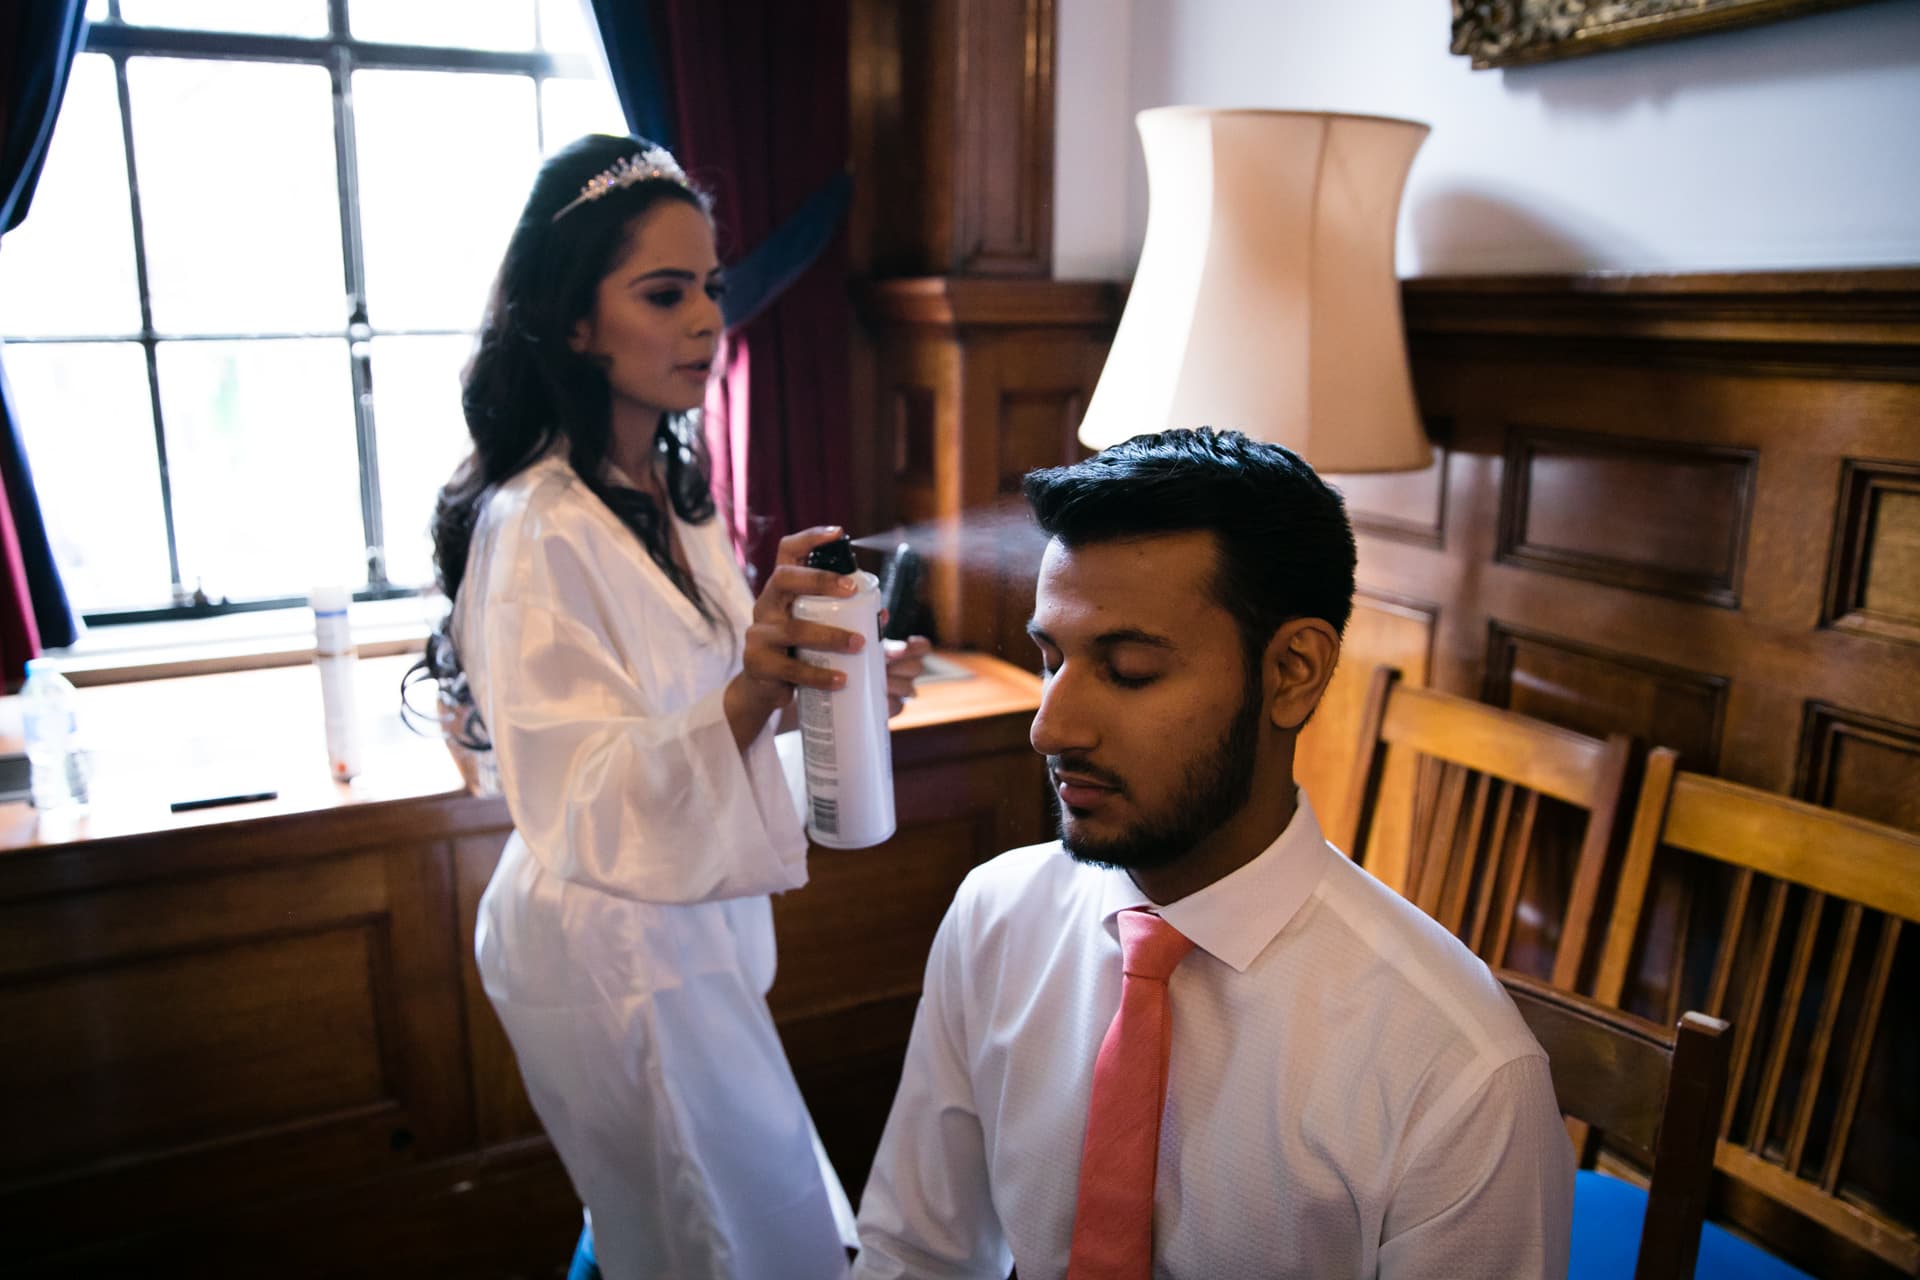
[{"x1": 1078, "y1": 107, "x2": 1433, "y2": 473}]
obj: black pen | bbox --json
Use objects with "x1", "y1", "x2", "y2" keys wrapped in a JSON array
[{"x1": 169, "y1": 789, "x2": 279, "y2": 813}]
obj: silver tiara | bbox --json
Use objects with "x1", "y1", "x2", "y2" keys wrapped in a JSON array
[{"x1": 551, "y1": 147, "x2": 691, "y2": 222}]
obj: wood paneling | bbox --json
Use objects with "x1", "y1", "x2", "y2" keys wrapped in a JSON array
[
  {"x1": 850, "y1": 0, "x2": 1055, "y2": 277},
  {"x1": 1824, "y1": 459, "x2": 1920, "y2": 648},
  {"x1": 1498, "y1": 427, "x2": 1757, "y2": 607},
  {"x1": 1485, "y1": 623, "x2": 1729, "y2": 773},
  {"x1": 1796, "y1": 703, "x2": 1920, "y2": 835}
]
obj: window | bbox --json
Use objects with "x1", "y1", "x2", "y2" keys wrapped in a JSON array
[{"x1": 0, "y1": 0, "x2": 625, "y2": 623}]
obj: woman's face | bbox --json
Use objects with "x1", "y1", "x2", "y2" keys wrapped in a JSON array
[{"x1": 569, "y1": 198, "x2": 723, "y2": 422}]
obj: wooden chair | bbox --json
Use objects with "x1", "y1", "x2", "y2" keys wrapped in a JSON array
[
  {"x1": 1501, "y1": 970, "x2": 1730, "y2": 1280},
  {"x1": 1337, "y1": 665, "x2": 1635, "y2": 990},
  {"x1": 1591, "y1": 748, "x2": 1920, "y2": 1276}
]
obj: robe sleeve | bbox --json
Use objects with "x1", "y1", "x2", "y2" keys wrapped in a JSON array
[{"x1": 479, "y1": 585, "x2": 810, "y2": 904}]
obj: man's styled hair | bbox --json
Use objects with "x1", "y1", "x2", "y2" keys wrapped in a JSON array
[{"x1": 1023, "y1": 427, "x2": 1357, "y2": 665}]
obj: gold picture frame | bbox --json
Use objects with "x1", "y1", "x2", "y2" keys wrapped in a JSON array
[{"x1": 1452, "y1": 0, "x2": 1877, "y2": 69}]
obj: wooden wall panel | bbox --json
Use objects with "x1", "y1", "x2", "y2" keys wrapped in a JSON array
[
  {"x1": 1484, "y1": 623, "x2": 1729, "y2": 772},
  {"x1": 1824, "y1": 459, "x2": 1920, "y2": 647},
  {"x1": 3, "y1": 928, "x2": 387, "y2": 1179},
  {"x1": 0, "y1": 839, "x2": 476, "y2": 1253},
  {"x1": 1498, "y1": 428, "x2": 1756, "y2": 607},
  {"x1": 849, "y1": 0, "x2": 1054, "y2": 278},
  {"x1": 1796, "y1": 703, "x2": 1920, "y2": 834}
]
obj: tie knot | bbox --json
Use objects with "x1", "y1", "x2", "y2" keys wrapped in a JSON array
[{"x1": 1116, "y1": 908, "x2": 1193, "y2": 981}]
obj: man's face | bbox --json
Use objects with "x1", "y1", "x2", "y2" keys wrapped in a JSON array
[{"x1": 1026, "y1": 530, "x2": 1265, "y2": 872}]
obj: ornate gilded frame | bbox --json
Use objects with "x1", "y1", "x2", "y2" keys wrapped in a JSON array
[{"x1": 1451, "y1": 0, "x2": 1876, "y2": 69}]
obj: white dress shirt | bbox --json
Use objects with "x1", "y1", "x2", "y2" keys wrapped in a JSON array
[
  {"x1": 458, "y1": 454, "x2": 854, "y2": 1280},
  {"x1": 853, "y1": 794, "x2": 1572, "y2": 1280}
]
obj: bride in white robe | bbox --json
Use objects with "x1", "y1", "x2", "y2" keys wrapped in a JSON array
[{"x1": 430, "y1": 134, "x2": 925, "y2": 1280}]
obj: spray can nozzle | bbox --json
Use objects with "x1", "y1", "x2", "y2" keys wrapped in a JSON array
[{"x1": 805, "y1": 533, "x2": 858, "y2": 574}]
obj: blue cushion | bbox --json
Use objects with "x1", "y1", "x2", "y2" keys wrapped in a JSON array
[{"x1": 1569, "y1": 1170, "x2": 1814, "y2": 1279}]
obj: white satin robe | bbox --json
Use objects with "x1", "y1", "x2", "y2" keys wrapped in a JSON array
[{"x1": 456, "y1": 454, "x2": 855, "y2": 1280}]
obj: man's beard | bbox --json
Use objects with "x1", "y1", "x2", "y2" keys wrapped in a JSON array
[{"x1": 1052, "y1": 663, "x2": 1263, "y2": 873}]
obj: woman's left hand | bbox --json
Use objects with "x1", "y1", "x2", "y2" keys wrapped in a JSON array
[{"x1": 882, "y1": 634, "x2": 933, "y2": 718}]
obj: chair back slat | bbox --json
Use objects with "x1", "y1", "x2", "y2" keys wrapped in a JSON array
[
  {"x1": 1822, "y1": 917, "x2": 1901, "y2": 1196},
  {"x1": 1721, "y1": 878, "x2": 1791, "y2": 1136},
  {"x1": 1487, "y1": 788, "x2": 1541, "y2": 968},
  {"x1": 1703, "y1": 866, "x2": 1754, "y2": 1018},
  {"x1": 1596, "y1": 747, "x2": 1920, "y2": 1274},
  {"x1": 1746, "y1": 891, "x2": 1824, "y2": 1159},
  {"x1": 1464, "y1": 781, "x2": 1517, "y2": 953},
  {"x1": 1439, "y1": 772, "x2": 1495, "y2": 933},
  {"x1": 1786, "y1": 900, "x2": 1862, "y2": 1175}
]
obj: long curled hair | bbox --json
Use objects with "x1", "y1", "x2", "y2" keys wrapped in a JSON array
[{"x1": 430, "y1": 133, "x2": 719, "y2": 624}]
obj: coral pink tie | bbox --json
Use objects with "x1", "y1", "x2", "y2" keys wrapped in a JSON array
[{"x1": 1067, "y1": 908, "x2": 1195, "y2": 1280}]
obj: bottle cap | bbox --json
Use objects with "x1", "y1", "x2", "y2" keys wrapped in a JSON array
[
  {"x1": 804, "y1": 533, "x2": 858, "y2": 575},
  {"x1": 310, "y1": 585, "x2": 352, "y2": 614}
]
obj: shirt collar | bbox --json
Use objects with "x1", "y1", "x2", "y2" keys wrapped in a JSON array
[{"x1": 1092, "y1": 790, "x2": 1338, "y2": 973}]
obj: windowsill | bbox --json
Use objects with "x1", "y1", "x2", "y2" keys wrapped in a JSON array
[{"x1": 45, "y1": 595, "x2": 444, "y2": 686}]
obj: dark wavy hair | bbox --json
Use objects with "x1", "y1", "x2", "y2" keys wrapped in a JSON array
[
  {"x1": 429, "y1": 133, "x2": 719, "y2": 623},
  {"x1": 1022, "y1": 427, "x2": 1356, "y2": 669}
]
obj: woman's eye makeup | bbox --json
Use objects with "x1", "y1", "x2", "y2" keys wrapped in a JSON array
[
  {"x1": 706, "y1": 279, "x2": 728, "y2": 301},
  {"x1": 646, "y1": 288, "x2": 685, "y2": 308}
]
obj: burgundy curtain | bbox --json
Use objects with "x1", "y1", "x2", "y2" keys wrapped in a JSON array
[{"x1": 650, "y1": 0, "x2": 853, "y2": 583}]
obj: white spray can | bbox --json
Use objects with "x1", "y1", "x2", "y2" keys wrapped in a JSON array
[
  {"x1": 310, "y1": 585, "x2": 361, "y2": 782},
  {"x1": 792, "y1": 535, "x2": 895, "y2": 848}
]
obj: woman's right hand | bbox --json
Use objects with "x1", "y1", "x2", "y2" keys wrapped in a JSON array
[{"x1": 724, "y1": 526, "x2": 865, "y2": 749}]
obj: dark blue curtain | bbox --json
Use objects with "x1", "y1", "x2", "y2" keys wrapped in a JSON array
[
  {"x1": 586, "y1": 2, "x2": 676, "y2": 152},
  {"x1": 0, "y1": 0, "x2": 87, "y2": 669}
]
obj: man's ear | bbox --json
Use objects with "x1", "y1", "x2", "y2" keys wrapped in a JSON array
[{"x1": 1263, "y1": 618, "x2": 1340, "y2": 731}]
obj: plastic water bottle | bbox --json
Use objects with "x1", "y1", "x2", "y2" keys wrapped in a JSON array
[
  {"x1": 20, "y1": 658, "x2": 82, "y2": 810},
  {"x1": 311, "y1": 585, "x2": 361, "y2": 781}
]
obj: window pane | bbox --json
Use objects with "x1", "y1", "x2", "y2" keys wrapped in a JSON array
[
  {"x1": 2, "y1": 343, "x2": 172, "y2": 612},
  {"x1": 127, "y1": 58, "x2": 344, "y2": 335},
  {"x1": 156, "y1": 339, "x2": 365, "y2": 600},
  {"x1": 369, "y1": 335, "x2": 473, "y2": 588},
  {"x1": 86, "y1": 0, "x2": 108, "y2": 21},
  {"x1": 541, "y1": 75, "x2": 626, "y2": 156},
  {"x1": 119, "y1": 0, "x2": 329, "y2": 37},
  {"x1": 538, "y1": 0, "x2": 596, "y2": 55},
  {"x1": 349, "y1": 0, "x2": 534, "y2": 51},
  {"x1": 0, "y1": 56, "x2": 141, "y2": 338},
  {"x1": 354, "y1": 70, "x2": 538, "y2": 330}
]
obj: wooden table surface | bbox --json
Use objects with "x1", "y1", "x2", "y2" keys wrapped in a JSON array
[{"x1": 0, "y1": 649, "x2": 1041, "y2": 855}]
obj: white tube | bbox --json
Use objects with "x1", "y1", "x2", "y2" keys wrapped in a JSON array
[
  {"x1": 792, "y1": 570, "x2": 895, "y2": 848},
  {"x1": 311, "y1": 585, "x2": 361, "y2": 782}
]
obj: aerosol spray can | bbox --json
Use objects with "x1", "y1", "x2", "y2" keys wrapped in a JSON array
[
  {"x1": 792, "y1": 535, "x2": 895, "y2": 848},
  {"x1": 310, "y1": 585, "x2": 361, "y2": 782}
]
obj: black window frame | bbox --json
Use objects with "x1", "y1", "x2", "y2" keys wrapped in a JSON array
[{"x1": 12, "y1": 0, "x2": 605, "y2": 625}]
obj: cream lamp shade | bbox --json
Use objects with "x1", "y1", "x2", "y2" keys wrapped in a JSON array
[{"x1": 1078, "y1": 107, "x2": 1433, "y2": 472}]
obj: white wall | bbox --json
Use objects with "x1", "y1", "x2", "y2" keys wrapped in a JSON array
[{"x1": 1053, "y1": 0, "x2": 1920, "y2": 278}]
